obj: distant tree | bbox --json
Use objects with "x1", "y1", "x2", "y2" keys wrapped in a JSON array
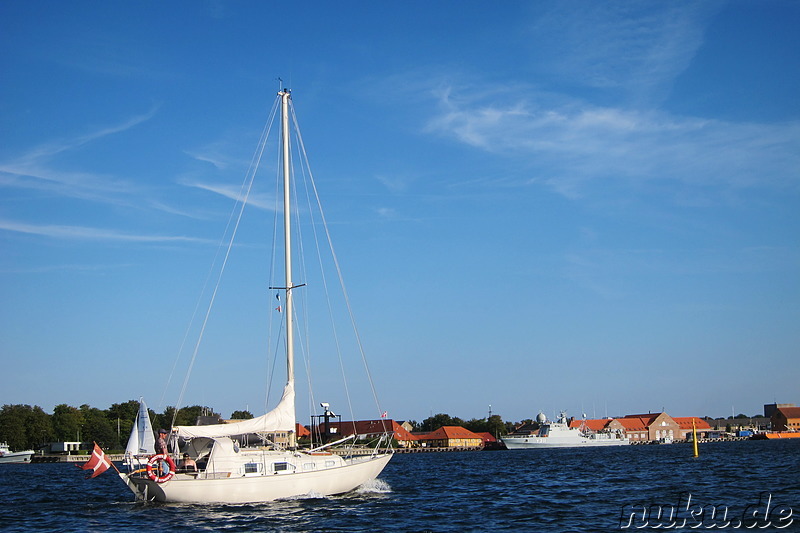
[
  {"x1": 152, "y1": 406, "x2": 175, "y2": 433},
  {"x1": 155, "y1": 405, "x2": 221, "y2": 430},
  {"x1": 459, "y1": 415, "x2": 507, "y2": 435},
  {"x1": 0, "y1": 404, "x2": 31, "y2": 451},
  {"x1": 463, "y1": 418, "x2": 487, "y2": 433},
  {"x1": 181, "y1": 405, "x2": 220, "y2": 425},
  {"x1": 52, "y1": 404, "x2": 84, "y2": 442},
  {"x1": 107, "y1": 400, "x2": 141, "y2": 443},
  {"x1": 734, "y1": 413, "x2": 750, "y2": 419},
  {"x1": 487, "y1": 415, "x2": 507, "y2": 436},
  {"x1": 230, "y1": 410, "x2": 254, "y2": 420},
  {"x1": 420, "y1": 413, "x2": 465, "y2": 432},
  {"x1": 0, "y1": 404, "x2": 53, "y2": 451},
  {"x1": 174, "y1": 406, "x2": 200, "y2": 426},
  {"x1": 27, "y1": 406, "x2": 54, "y2": 449},
  {"x1": 406, "y1": 420, "x2": 420, "y2": 432},
  {"x1": 107, "y1": 400, "x2": 140, "y2": 421},
  {"x1": 80, "y1": 405, "x2": 117, "y2": 448}
]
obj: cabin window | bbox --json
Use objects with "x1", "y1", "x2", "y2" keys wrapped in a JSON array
[
  {"x1": 243, "y1": 462, "x2": 262, "y2": 474},
  {"x1": 324, "y1": 460, "x2": 337, "y2": 468},
  {"x1": 273, "y1": 462, "x2": 290, "y2": 473},
  {"x1": 303, "y1": 462, "x2": 316, "y2": 471}
]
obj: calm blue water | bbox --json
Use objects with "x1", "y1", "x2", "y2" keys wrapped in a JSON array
[{"x1": 1, "y1": 440, "x2": 798, "y2": 532}]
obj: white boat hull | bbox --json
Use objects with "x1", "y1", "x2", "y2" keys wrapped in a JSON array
[
  {"x1": 123, "y1": 452, "x2": 392, "y2": 503},
  {"x1": 502, "y1": 436, "x2": 629, "y2": 449},
  {"x1": 503, "y1": 411, "x2": 631, "y2": 449},
  {"x1": 0, "y1": 450, "x2": 35, "y2": 463}
]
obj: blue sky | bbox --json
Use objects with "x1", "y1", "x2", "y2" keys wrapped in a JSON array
[{"x1": 1, "y1": 1, "x2": 798, "y2": 424}]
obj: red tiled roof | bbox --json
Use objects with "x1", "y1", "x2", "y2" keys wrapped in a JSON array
[
  {"x1": 617, "y1": 417, "x2": 649, "y2": 431},
  {"x1": 296, "y1": 423, "x2": 311, "y2": 437},
  {"x1": 418, "y1": 426, "x2": 482, "y2": 441},
  {"x1": 673, "y1": 417, "x2": 712, "y2": 430},
  {"x1": 475, "y1": 432, "x2": 498, "y2": 443},
  {"x1": 390, "y1": 422, "x2": 417, "y2": 441},
  {"x1": 623, "y1": 413, "x2": 660, "y2": 423},
  {"x1": 776, "y1": 407, "x2": 800, "y2": 419}
]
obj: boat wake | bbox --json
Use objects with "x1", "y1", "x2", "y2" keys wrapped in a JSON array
[
  {"x1": 286, "y1": 490, "x2": 328, "y2": 501},
  {"x1": 356, "y1": 478, "x2": 392, "y2": 494}
]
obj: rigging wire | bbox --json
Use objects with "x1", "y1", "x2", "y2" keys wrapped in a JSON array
[
  {"x1": 170, "y1": 95, "x2": 280, "y2": 428},
  {"x1": 264, "y1": 106, "x2": 285, "y2": 416},
  {"x1": 288, "y1": 120, "x2": 320, "y2": 433},
  {"x1": 162, "y1": 91, "x2": 388, "y2": 443},
  {"x1": 290, "y1": 105, "x2": 354, "y2": 428},
  {"x1": 290, "y1": 103, "x2": 387, "y2": 425}
]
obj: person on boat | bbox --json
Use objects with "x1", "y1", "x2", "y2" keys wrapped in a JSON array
[
  {"x1": 180, "y1": 453, "x2": 198, "y2": 472},
  {"x1": 154, "y1": 428, "x2": 173, "y2": 477},
  {"x1": 155, "y1": 429, "x2": 169, "y2": 455}
]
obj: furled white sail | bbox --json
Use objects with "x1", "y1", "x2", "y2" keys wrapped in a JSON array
[
  {"x1": 174, "y1": 382, "x2": 295, "y2": 439},
  {"x1": 125, "y1": 398, "x2": 156, "y2": 456}
]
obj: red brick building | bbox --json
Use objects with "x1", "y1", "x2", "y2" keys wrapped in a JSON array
[
  {"x1": 322, "y1": 419, "x2": 417, "y2": 447},
  {"x1": 771, "y1": 407, "x2": 800, "y2": 432},
  {"x1": 617, "y1": 417, "x2": 649, "y2": 442},
  {"x1": 567, "y1": 413, "x2": 709, "y2": 442},
  {"x1": 672, "y1": 417, "x2": 712, "y2": 440},
  {"x1": 622, "y1": 413, "x2": 681, "y2": 442}
]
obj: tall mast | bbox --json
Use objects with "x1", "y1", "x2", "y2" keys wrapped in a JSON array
[{"x1": 279, "y1": 88, "x2": 294, "y2": 387}]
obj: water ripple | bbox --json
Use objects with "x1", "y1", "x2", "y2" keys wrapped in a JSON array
[{"x1": 1, "y1": 441, "x2": 798, "y2": 532}]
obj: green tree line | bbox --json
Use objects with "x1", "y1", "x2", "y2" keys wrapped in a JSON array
[
  {"x1": 2, "y1": 403, "x2": 535, "y2": 452},
  {"x1": 0, "y1": 403, "x2": 246, "y2": 452},
  {"x1": 410, "y1": 413, "x2": 514, "y2": 436}
]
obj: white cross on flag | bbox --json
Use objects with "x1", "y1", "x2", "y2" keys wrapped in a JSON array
[{"x1": 78, "y1": 443, "x2": 112, "y2": 478}]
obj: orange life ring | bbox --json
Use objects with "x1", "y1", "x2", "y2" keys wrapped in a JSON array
[{"x1": 146, "y1": 454, "x2": 176, "y2": 483}]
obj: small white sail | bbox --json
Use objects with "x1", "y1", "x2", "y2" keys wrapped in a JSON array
[{"x1": 125, "y1": 398, "x2": 156, "y2": 457}]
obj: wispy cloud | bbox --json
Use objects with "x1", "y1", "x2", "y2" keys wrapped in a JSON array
[
  {"x1": 180, "y1": 179, "x2": 277, "y2": 211},
  {"x1": 528, "y1": 2, "x2": 722, "y2": 105},
  {"x1": 375, "y1": 207, "x2": 396, "y2": 219},
  {"x1": 375, "y1": 173, "x2": 412, "y2": 194},
  {"x1": 379, "y1": 3, "x2": 784, "y2": 200},
  {"x1": 0, "y1": 262, "x2": 134, "y2": 274},
  {"x1": 425, "y1": 84, "x2": 800, "y2": 198},
  {"x1": 0, "y1": 163, "x2": 136, "y2": 204},
  {"x1": 0, "y1": 108, "x2": 158, "y2": 204},
  {"x1": 19, "y1": 108, "x2": 157, "y2": 162},
  {"x1": 184, "y1": 140, "x2": 243, "y2": 170},
  {"x1": 0, "y1": 218, "x2": 210, "y2": 244}
]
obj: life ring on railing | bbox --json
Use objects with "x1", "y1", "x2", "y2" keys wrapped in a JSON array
[{"x1": 146, "y1": 454, "x2": 176, "y2": 483}]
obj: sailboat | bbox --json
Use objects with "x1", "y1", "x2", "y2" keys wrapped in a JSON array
[
  {"x1": 119, "y1": 88, "x2": 393, "y2": 503},
  {"x1": 123, "y1": 398, "x2": 156, "y2": 466}
]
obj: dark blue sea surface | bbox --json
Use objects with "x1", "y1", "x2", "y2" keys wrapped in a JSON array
[{"x1": 1, "y1": 440, "x2": 798, "y2": 532}]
